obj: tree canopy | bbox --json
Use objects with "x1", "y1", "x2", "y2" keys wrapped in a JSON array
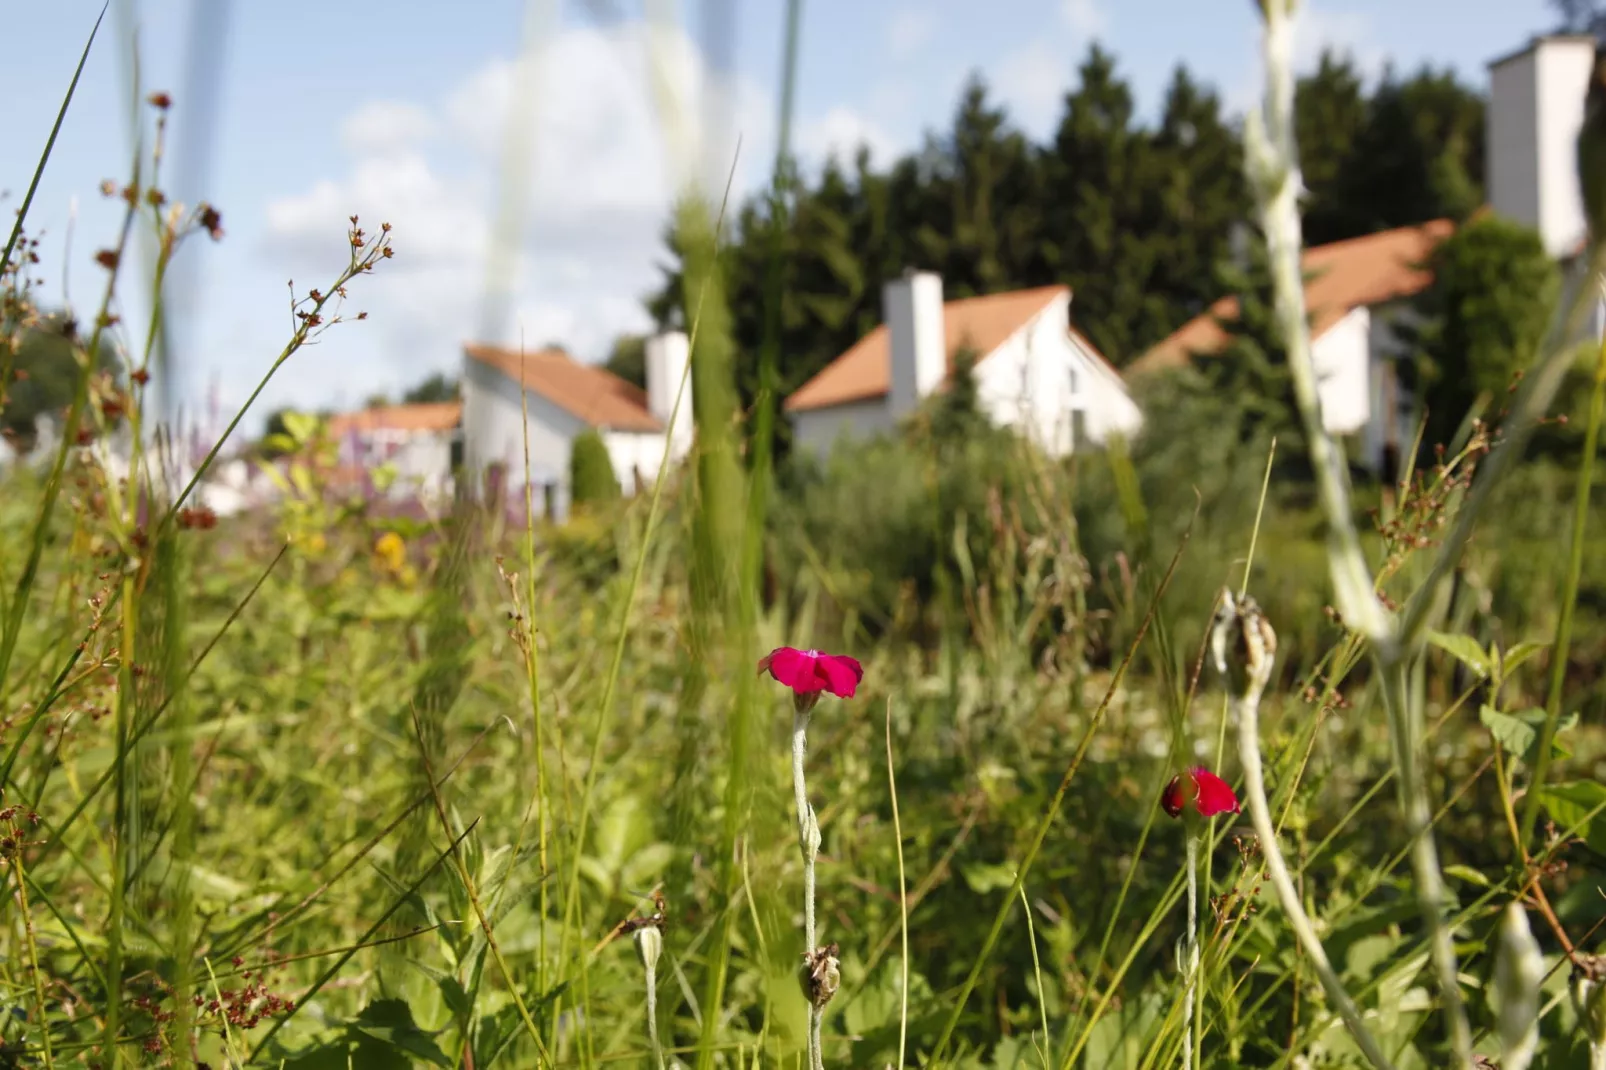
[{"x1": 637, "y1": 46, "x2": 1487, "y2": 461}]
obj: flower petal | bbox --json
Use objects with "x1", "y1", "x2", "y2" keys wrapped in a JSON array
[
  {"x1": 815, "y1": 654, "x2": 864, "y2": 698},
  {"x1": 1160, "y1": 774, "x2": 1189, "y2": 818},
  {"x1": 1190, "y1": 768, "x2": 1240, "y2": 817},
  {"x1": 761, "y1": 647, "x2": 818, "y2": 694}
]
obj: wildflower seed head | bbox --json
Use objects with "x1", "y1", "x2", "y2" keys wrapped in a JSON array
[
  {"x1": 1492, "y1": 903, "x2": 1542, "y2": 1070},
  {"x1": 633, "y1": 924, "x2": 663, "y2": 973},
  {"x1": 802, "y1": 943, "x2": 841, "y2": 1009},
  {"x1": 1209, "y1": 588, "x2": 1277, "y2": 701},
  {"x1": 1573, "y1": 954, "x2": 1606, "y2": 1050}
]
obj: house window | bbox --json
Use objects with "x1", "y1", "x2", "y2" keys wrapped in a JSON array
[
  {"x1": 1071, "y1": 409, "x2": 1088, "y2": 451},
  {"x1": 1067, "y1": 366, "x2": 1079, "y2": 396}
]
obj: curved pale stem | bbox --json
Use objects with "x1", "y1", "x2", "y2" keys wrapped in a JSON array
[
  {"x1": 793, "y1": 707, "x2": 823, "y2": 1067},
  {"x1": 1237, "y1": 689, "x2": 1397, "y2": 1070},
  {"x1": 1184, "y1": 834, "x2": 1200, "y2": 1070}
]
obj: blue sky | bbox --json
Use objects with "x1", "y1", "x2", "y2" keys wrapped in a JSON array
[{"x1": 6, "y1": 0, "x2": 1558, "y2": 428}]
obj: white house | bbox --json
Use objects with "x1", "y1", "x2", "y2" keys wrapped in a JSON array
[
  {"x1": 460, "y1": 334, "x2": 694, "y2": 519},
  {"x1": 1128, "y1": 219, "x2": 1453, "y2": 472},
  {"x1": 1129, "y1": 32, "x2": 1605, "y2": 472},
  {"x1": 784, "y1": 273, "x2": 1142, "y2": 456},
  {"x1": 326, "y1": 400, "x2": 463, "y2": 503}
]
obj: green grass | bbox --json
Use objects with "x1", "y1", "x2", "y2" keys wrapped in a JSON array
[{"x1": 7, "y1": 7, "x2": 1606, "y2": 1070}]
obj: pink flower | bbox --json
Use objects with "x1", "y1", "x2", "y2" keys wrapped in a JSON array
[
  {"x1": 757, "y1": 647, "x2": 864, "y2": 704},
  {"x1": 1161, "y1": 768, "x2": 1240, "y2": 819}
]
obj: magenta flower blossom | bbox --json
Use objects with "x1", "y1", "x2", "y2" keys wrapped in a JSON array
[
  {"x1": 757, "y1": 647, "x2": 864, "y2": 707},
  {"x1": 1161, "y1": 768, "x2": 1241, "y2": 819}
]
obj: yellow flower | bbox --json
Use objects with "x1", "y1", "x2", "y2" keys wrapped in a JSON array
[{"x1": 374, "y1": 531, "x2": 406, "y2": 573}]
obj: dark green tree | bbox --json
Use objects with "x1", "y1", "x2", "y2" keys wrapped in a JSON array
[
  {"x1": 1036, "y1": 45, "x2": 1169, "y2": 363},
  {"x1": 1144, "y1": 65, "x2": 1247, "y2": 331},
  {"x1": 1403, "y1": 214, "x2": 1560, "y2": 450},
  {"x1": 1324, "y1": 65, "x2": 1485, "y2": 240},
  {"x1": 604, "y1": 334, "x2": 647, "y2": 389},
  {"x1": 569, "y1": 428, "x2": 621, "y2": 506},
  {"x1": 1, "y1": 311, "x2": 121, "y2": 453},
  {"x1": 1297, "y1": 50, "x2": 1370, "y2": 245},
  {"x1": 401, "y1": 372, "x2": 460, "y2": 404},
  {"x1": 1554, "y1": 0, "x2": 1606, "y2": 36}
]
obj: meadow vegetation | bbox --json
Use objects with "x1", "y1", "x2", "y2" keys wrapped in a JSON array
[{"x1": 6, "y1": 3, "x2": 1606, "y2": 1069}]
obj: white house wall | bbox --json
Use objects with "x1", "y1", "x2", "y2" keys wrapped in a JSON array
[
  {"x1": 974, "y1": 301, "x2": 1141, "y2": 456},
  {"x1": 1075, "y1": 344, "x2": 1144, "y2": 447},
  {"x1": 791, "y1": 398, "x2": 898, "y2": 456},
  {"x1": 383, "y1": 433, "x2": 455, "y2": 499},
  {"x1": 601, "y1": 430, "x2": 678, "y2": 493},
  {"x1": 462, "y1": 356, "x2": 582, "y2": 514}
]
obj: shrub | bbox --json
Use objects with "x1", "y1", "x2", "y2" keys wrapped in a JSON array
[
  {"x1": 1405, "y1": 213, "x2": 1560, "y2": 450},
  {"x1": 570, "y1": 428, "x2": 621, "y2": 507}
]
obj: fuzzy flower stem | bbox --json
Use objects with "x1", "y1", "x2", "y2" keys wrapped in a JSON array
[
  {"x1": 1183, "y1": 833, "x2": 1200, "y2": 1070},
  {"x1": 1237, "y1": 685, "x2": 1397, "y2": 1070},
  {"x1": 792, "y1": 705, "x2": 824, "y2": 1068},
  {"x1": 793, "y1": 707, "x2": 817, "y2": 951},
  {"x1": 1246, "y1": 1, "x2": 1475, "y2": 1062}
]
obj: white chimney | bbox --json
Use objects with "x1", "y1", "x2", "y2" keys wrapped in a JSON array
[
  {"x1": 885, "y1": 269, "x2": 946, "y2": 419},
  {"x1": 1488, "y1": 35, "x2": 1597, "y2": 258},
  {"x1": 644, "y1": 330, "x2": 693, "y2": 455}
]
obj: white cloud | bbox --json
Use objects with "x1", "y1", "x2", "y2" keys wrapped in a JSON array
[
  {"x1": 995, "y1": 42, "x2": 1068, "y2": 135},
  {"x1": 261, "y1": 19, "x2": 773, "y2": 399},
  {"x1": 1294, "y1": 6, "x2": 1385, "y2": 82},
  {"x1": 1224, "y1": 4, "x2": 1384, "y2": 119},
  {"x1": 796, "y1": 107, "x2": 897, "y2": 169},
  {"x1": 887, "y1": 10, "x2": 936, "y2": 58},
  {"x1": 1060, "y1": 0, "x2": 1106, "y2": 37},
  {"x1": 340, "y1": 100, "x2": 437, "y2": 156}
]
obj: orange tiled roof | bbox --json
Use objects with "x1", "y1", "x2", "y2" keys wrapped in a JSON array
[
  {"x1": 465, "y1": 344, "x2": 661, "y2": 432},
  {"x1": 327, "y1": 401, "x2": 462, "y2": 436},
  {"x1": 784, "y1": 285, "x2": 1071, "y2": 413},
  {"x1": 1128, "y1": 219, "x2": 1455, "y2": 377}
]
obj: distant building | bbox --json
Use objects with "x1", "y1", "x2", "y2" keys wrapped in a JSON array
[
  {"x1": 784, "y1": 273, "x2": 1141, "y2": 456},
  {"x1": 327, "y1": 400, "x2": 463, "y2": 502},
  {"x1": 1129, "y1": 220, "x2": 1454, "y2": 472},
  {"x1": 1129, "y1": 32, "x2": 1606, "y2": 472},
  {"x1": 460, "y1": 335, "x2": 693, "y2": 520}
]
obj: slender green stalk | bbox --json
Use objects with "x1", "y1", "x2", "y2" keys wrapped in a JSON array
[
  {"x1": 552, "y1": 156, "x2": 740, "y2": 1027},
  {"x1": 0, "y1": 5, "x2": 103, "y2": 280},
  {"x1": 517, "y1": 343, "x2": 551, "y2": 1001},
  {"x1": 247, "y1": 822, "x2": 478, "y2": 1062},
  {"x1": 1520, "y1": 293, "x2": 1606, "y2": 846},
  {"x1": 931, "y1": 510, "x2": 1195, "y2": 1067},
  {"x1": 1018, "y1": 882, "x2": 1050, "y2": 1068},
  {"x1": 12, "y1": 853, "x2": 54, "y2": 1070},
  {"x1": 410, "y1": 707, "x2": 553, "y2": 1067},
  {"x1": 886, "y1": 700, "x2": 908, "y2": 1070}
]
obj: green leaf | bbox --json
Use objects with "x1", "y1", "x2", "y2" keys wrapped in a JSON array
[
  {"x1": 1428, "y1": 631, "x2": 1490, "y2": 677},
  {"x1": 1480, "y1": 706, "x2": 1576, "y2": 764},
  {"x1": 282, "y1": 410, "x2": 319, "y2": 444},
  {"x1": 1480, "y1": 706, "x2": 1536, "y2": 757},
  {"x1": 348, "y1": 999, "x2": 452, "y2": 1067},
  {"x1": 1538, "y1": 781, "x2": 1606, "y2": 855},
  {"x1": 438, "y1": 976, "x2": 472, "y2": 1019},
  {"x1": 1443, "y1": 864, "x2": 1491, "y2": 888},
  {"x1": 1498, "y1": 640, "x2": 1549, "y2": 678},
  {"x1": 959, "y1": 861, "x2": 1016, "y2": 895}
]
